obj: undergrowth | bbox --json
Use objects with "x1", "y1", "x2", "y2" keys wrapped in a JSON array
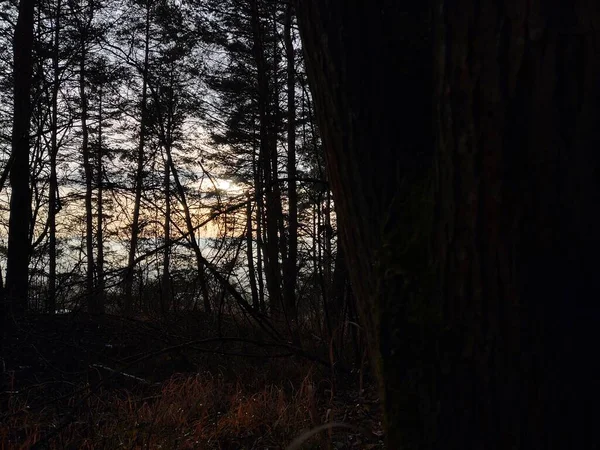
[
  {"x1": 1, "y1": 368, "x2": 333, "y2": 449},
  {"x1": 0, "y1": 314, "x2": 383, "y2": 449}
]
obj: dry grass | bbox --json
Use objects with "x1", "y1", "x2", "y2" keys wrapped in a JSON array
[
  {"x1": 1, "y1": 314, "x2": 383, "y2": 449},
  {"x1": 0, "y1": 365, "x2": 338, "y2": 449}
]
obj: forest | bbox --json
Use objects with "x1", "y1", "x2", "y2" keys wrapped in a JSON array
[{"x1": 1, "y1": 0, "x2": 599, "y2": 449}]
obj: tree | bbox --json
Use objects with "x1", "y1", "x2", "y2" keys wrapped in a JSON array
[
  {"x1": 148, "y1": 0, "x2": 212, "y2": 314},
  {"x1": 5, "y1": 0, "x2": 36, "y2": 319},
  {"x1": 47, "y1": 0, "x2": 62, "y2": 315},
  {"x1": 249, "y1": 0, "x2": 283, "y2": 317},
  {"x1": 68, "y1": 0, "x2": 108, "y2": 314},
  {"x1": 161, "y1": 143, "x2": 171, "y2": 313},
  {"x1": 298, "y1": 1, "x2": 600, "y2": 448},
  {"x1": 282, "y1": 1, "x2": 298, "y2": 335},
  {"x1": 296, "y1": 2, "x2": 431, "y2": 445},
  {"x1": 74, "y1": 0, "x2": 98, "y2": 314},
  {"x1": 432, "y1": 3, "x2": 600, "y2": 448},
  {"x1": 87, "y1": 57, "x2": 120, "y2": 315},
  {"x1": 123, "y1": 0, "x2": 152, "y2": 316}
]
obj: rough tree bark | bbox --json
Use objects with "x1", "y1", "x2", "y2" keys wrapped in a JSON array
[
  {"x1": 433, "y1": 2, "x2": 600, "y2": 448},
  {"x1": 296, "y1": 0, "x2": 435, "y2": 447},
  {"x1": 298, "y1": 0, "x2": 600, "y2": 448}
]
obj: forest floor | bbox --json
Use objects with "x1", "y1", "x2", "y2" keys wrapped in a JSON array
[{"x1": 0, "y1": 312, "x2": 384, "y2": 449}]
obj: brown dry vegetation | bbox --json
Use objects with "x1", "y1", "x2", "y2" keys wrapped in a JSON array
[{"x1": 0, "y1": 314, "x2": 383, "y2": 449}]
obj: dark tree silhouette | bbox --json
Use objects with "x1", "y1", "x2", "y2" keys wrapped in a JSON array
[
  {"x1": 5, "y1": 0, "x2": 35, "y2": 319},
  {"x1": 282, "y1": 1, "x2": 299, "y2": 334},
  {"x1": 47, "y1": 0, "x2": 62, "y2": 315},
  {"x1": 433, "y1": 3, "x2": 600, "y2": 448},
  {"x1": 297, "y1": 0, "x2": 600, "y2": 448},
  {"x1": 124, "y1": 0, "x2": 152, "y2": 316}
]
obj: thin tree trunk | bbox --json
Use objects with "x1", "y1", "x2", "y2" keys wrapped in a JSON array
[
  {"x1": 327, "y1": 232, "x2": 345, "y2": 327},
  {"x1": 252, "y1": 141, "x2": 265, "y2": 312},
  {"x1": 80, "y1": 35, "x2": 96, "y2": 314},
  {"x1": 48, "y1": 0, "x2": 61, "y2": 315},
  {"x1": 166, "y1": 148, "x2": 212, "y2": 314},
  {"x1": 270, "y1": 4, "x2": 287, "y2": 286},
  {"x1": 124, "y1": 0, "x2": 151, "y2": 316},
  {"x1": 323, "y1": 187, "x2": 332, "y2": 293},
  {"x1": 283, "y1": 2, "x2": 298, "y2": 331},
  {"x1": 311, "y1": 202, "x2": 317, "y2": 286},
  {"x1": 161, "y1": 149, "x2": 170, "y2": 315},
  {"x1": 246, "y1": 194, "x2": 259, "y2": 309},
  {"x1": 95, "y1": 86, "x2": 104, "y2": 313},
  {"x1": 157, "y1": 74, "x2": 211, "y2": 314}
]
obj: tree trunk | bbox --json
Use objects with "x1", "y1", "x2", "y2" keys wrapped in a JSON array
[
  {"x1": 327, "y1": 234, "x2": 346, "y2": 342},
  {"x1": 5, "y1": 0, "x2": 35, "y2": 319},
  {"x1": 125, "y1": 0, "x2": 151, "y2": 316},
  {"x1": 166, "y1": 147, "x2": 212, "y2": 314},
  {"x1": 297, "y1": 1, "x2": 433, "y2": 447},
  {"x1": 246, "y1": 194, "x2": 259, "y2": 309},
  {"x1": 95, "y1": 87, "x2": 104, "y2": 314},
  {"x1": 48, "y1": 0, "x2": 61, "y2": 315},
  {"x1": 270, "y1": 4, "x2": 288, "y2": 298},
  {"x1": 161, "y1": 149, "x2": 171, "y2": 315},
  {"x1": 283, "y1": 2, "x2": 298, "y2": 331},
  {"x1": 80, "y1": 35, "x2": 96, "y2": 314},
  {"x1": 298, "y1": 0, "x2": 600, "y2": 448},
  {"x1": 156, "y1": 74, "x2": 212, "y2": 314},
  {"x1": 433, "y1": 2, "x2": 600, "y2": 448},
  {"x1": 252, "y1": 142, "x2": 266, "y2": 312},
  {"x1": 323, "y1": 187, "x2": 332, "y2": 298},
  {"x1": 250, "y1": 0, "x2": 282, "y2": 316}
]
